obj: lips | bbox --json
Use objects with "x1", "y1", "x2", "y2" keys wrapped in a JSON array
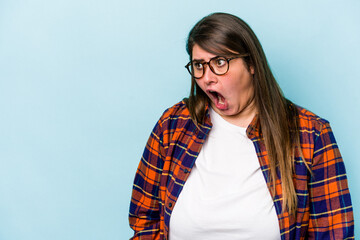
[{"x1": 207, "y1": 90, "x2": 228, "y2": 110}]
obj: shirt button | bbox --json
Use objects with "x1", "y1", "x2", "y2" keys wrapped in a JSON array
[
  {"x1": 168, "y1": 202, "x2": 172, "y2": 208},
  {"x1": 184, "y1": 169, "x2": 189, "y2": 174}
]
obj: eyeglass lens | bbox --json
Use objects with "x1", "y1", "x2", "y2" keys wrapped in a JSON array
[{"x1": 191, "y1": 57, "x2": 229, "y2": 78}]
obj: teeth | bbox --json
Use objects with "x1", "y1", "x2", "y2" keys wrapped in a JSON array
[
  {"x1": 209, "y1": 90, "x2": 225, "y2": 105},
  {"x1": 218, "y1": 94, "x2": 224, "y2": 104}
]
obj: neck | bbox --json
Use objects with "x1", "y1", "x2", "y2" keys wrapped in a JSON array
[{"x1": 212, "y1": 100, "x2": 257, "y2": 128}]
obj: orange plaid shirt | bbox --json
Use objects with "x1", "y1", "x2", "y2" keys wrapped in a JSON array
[{"x1": 129, "y1": 101, "x2": 354, "y2": 239}]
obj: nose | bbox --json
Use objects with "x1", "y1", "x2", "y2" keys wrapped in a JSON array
[{"x1": 202, "y1": 64, "x2": 217, "y2": 85}]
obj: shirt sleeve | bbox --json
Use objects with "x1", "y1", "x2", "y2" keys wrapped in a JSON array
[
  {"x1": 307, "y1": 121, "x2": 354, "y2": 239},
  {"x1": 129, "y1": 120, "x2": 165, "y2": 240}
]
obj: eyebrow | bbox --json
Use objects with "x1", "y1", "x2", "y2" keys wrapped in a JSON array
[
  {"x1": 192, "y1": 56, "x2": 220, "y2": 62},
  {"x1": 192, "y1": 58, "x2": 205, "y2": 62}
]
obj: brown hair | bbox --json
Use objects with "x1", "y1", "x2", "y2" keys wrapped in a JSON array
[{"x1": 184, "y1": 12, "x2": 306, "y2": 215}]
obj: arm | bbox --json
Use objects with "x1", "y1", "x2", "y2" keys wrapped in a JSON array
[
  {"x1": 307, "y1": 121, "x2": 354, "y2": 239},
  {"x1": 129, "y1": 120, "x2": 164, "y2": 240}
]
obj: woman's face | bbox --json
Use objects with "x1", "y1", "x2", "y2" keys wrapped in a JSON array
[{"x1": 192, "y1": 44, "x2": 255, "y2": 122}]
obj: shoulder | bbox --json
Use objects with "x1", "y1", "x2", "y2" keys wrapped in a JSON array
[
  {"x1": 294, "y1": 104, "x2": 331, "y2": 138},
  {"x1": 160, "y1": 100, "x2": 190, "y2": 118},
  {"x1": 296, "y1": 105, "x2": 328, "y2": 123},
  {"x1": 156, "y1": 100, "x2": 192, "y2": 129},
  {"x1": 293, "y1": 104, "x2": 340, "y2": 166}
]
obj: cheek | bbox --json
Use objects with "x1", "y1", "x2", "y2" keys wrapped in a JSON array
[
  {"x1": 224, "y1": 76, "x2": 241, "y2": 90},
  {"x1": 231, "y1": 72, "x2": 252, "y2": 88}
]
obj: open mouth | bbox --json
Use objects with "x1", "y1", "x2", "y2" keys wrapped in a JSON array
[
  {"x1": 207, "y1": 90, "x2": 227, "y2": 110},
  {"x1": 208, "y1": 90, "x2": 224, "y2": 104},
  {"x1": 209, "y1": 91, "x2": 224, "y2": 104}
]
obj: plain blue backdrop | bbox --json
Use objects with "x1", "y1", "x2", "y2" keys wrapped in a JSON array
[{"x1": 0, "y1": 0, "x2": 358, "y2": 239}]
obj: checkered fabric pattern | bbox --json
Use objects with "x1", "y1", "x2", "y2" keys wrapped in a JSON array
[{"x1": 129, "y1": 101, "x2": 354, "y2": 239}]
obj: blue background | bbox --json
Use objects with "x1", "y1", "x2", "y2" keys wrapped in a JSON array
[{"x1": 0, "y1": 0, "x2": 358, "y2": 239}]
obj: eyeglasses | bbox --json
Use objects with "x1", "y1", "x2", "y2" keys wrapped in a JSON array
[{"x1": 185, "y1": 55, "x2": 249, "y2": 79}]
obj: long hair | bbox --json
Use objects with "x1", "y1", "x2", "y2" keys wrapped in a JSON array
[{"x1": 184, "y1": 12, "x2": 305, "y2": 215}]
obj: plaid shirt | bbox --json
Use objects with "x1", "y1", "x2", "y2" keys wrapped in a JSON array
[{"x1": 129, "y1": 101, "x2": 354, "y2": 239}]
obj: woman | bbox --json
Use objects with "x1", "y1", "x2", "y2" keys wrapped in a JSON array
[{"x1": 129, "y1": 13, "x2": 354, "y2": 239}]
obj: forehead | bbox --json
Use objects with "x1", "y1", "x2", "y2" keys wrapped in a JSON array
[
  {"x1": 192, "y1": 44, "x2": 217, "y2": 61},
  {"x1": 192, "y1": 43, "x2": 240, "y2": 61}
]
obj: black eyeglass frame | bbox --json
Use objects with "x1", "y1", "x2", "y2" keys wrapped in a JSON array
[{"x1": 185, "y1": 54, "x2": 249, "y2": 79}]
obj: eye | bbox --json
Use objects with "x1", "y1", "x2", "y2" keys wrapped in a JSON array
[
  {"x1": 214, "y1": 58, "x2": 227, "y2": 67},
  {"x1": 193, "y1": 62, "x2": 203, "y2": 70}
]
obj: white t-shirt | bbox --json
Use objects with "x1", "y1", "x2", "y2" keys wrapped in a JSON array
[{"x1": 169, "y1": 108, "x2": 281, "y2": 239}]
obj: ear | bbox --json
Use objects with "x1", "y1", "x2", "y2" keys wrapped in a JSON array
[{"x1": 250, "y1": 66, "x2": 255, "y2": 75}]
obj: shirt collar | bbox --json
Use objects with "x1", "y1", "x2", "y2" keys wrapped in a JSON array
[{"x1": 203, "y1": 101, "x2": 261, "y2": 139}]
